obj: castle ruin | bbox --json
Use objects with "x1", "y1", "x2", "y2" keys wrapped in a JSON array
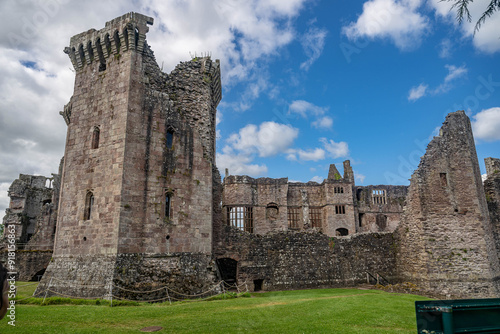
[{"x1": 1, "y1": 13, "x2": 499, "y2": 300}]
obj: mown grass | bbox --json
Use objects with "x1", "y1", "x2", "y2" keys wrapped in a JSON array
[{"x1": 1, "y1": 282, "x2": 430, "y2": 333}]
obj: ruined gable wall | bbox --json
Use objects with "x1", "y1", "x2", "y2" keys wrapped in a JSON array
[
  {"x1": 355, "y1": 185, "x2": 407, "y2": 233},
  {"x1": 396, "y1": 111, "x2": 500, "y2": 298},
  {"x1": 214, "y1": 227, "x2": 396, "y2": 292}
]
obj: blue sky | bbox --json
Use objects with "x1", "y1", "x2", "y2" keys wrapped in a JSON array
[{"x1": 0, "y1": 0, "x2": 499, "y2": 220}]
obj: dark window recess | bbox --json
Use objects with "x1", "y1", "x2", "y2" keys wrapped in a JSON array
[
  {"x1": 334, "y1": 187, "x2": 344, "y2": 194},
  {"x1": 359, "y1": 213, "x2": 364, "y2": 227},
  {"x1": 165, "y1": 193, "x2": 172, "y2": 218},
  {"x1": 336, "y1": 228, "x2": 348, "y2": 236},
  {"x1": 376, "y1": 214, "x2": 388, "y2": 230},
  {"x1": 440, "y1": 173, "x2": 448, "y2": 186},
  {"x1": 84, "y1": 192, "x2": 94, "y2": 220},
  {"x1": 91, "y1": 127, "x2": 100, "y2": 149},
  {"x1": 166, "y1": 130, "x2": 174, "y2": 149},
  {"x1": 335, "y1": 205, "x2": 346, "y2": 214},
  {"x1": 216, "y1": 258, "x2": 238, "y2": 286},
  {"x1": 254, "y1": 279, "x2": 264, "y2": 292}
]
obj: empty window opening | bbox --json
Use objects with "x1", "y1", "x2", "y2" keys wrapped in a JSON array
[
  {"x1": 253, "y1": 279, "x2": 264, "y2": 292},
  {"x1": 165, "y1": 192, "x2": 172, "y2": 219},
  {"x1": 166, "y1": 130, "x2": 174, "y2": 149},
  {"x1": 216, "y1": 258, "x2": 238, "y2": 286},
  {"x1": 334, "y1": 187, "x2": 344, "y2": 194},
  {"x1": 335, "y1": 205, "x2": 346, "y2": 214},
  {"x1": 440, "y1": 173, "x2": 448, "y2": 187},
  {"x1": 288, "y1": 207, "x2": 301, "y2": 229},
  {"x1": 84, "y1": 191, "x2": 94, "y2": 220},
  {"x1": 91, "y1": 127, "x2": 100, "y2": 149},
  {"x1": 266, "y1": 203, "x2": 279, "y2": 220},
  {"x1": 359, "y1": 213, "x2": 364, "y2": 227},
  {"x1": 134, "y1": 27, "x2": 139, "y2": 48},
  {"x1": 113, "y1": 30, "x2": 121, "y2": 52},
  {"x1": 309, "y1": 207, "x2": 322, "y2": 228},
  {"x1": 45, "y1": 178, "x2": 53, "y2": 188},
  {"x1": 336, "y1": 228, "x2": 349, "y2": 236},
  {"x1": 96, "y1": 38, "x2": 106, "y2": 72},
  {"x1": 104, "y1": 33, "x2": 111, "y2": 55},
  {"x1": 87, "y1": 41, "x2": 94, "y2": 62},
  {"x1": 372, "y1": 189, "x2": 386, "y2": 205},
  {"x1": 227, "y1": 206, "x2": 253, "y2": 233},
  {"x1": 78, "y1": 44, "x2": 85, "y2": 63},
  {"x1": 26, "y1": 233, "x2": 33, "y2": 242},
  {"x1": 123, "y1": 28, "x2": 129, "y2": 50}
]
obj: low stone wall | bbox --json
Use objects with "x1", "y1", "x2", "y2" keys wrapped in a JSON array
[
  {"x1": 113, "y1": 253, "x2": 218, "y2": 301},
  {"x1": 214, "y1": 227, "x2": 397, "y2": 291},
  {"x1": 0, "y1": 250, "x2": 52, "y2": 281}
]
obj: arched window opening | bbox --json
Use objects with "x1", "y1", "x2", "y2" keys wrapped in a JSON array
[
  {"x1": 78, "y1": 44, "x2": 85, "y2": 64},
  {"x1": 166, "y1": 129, "x2": 174, "y2": 149},
  {"x1": 113, "y1": 30, "x2": 121, "y2": 53},
  {"x1": 266, "y1": 203, "x2": 279, "y2": 220},
  {"x1": 104, "y1": 33, "x2": 112, "y2": 55},
  {"x1": 96, "y1": 38, "x2": 106, "y2": 72},
  {"x1": 123, "y1": 28, "x2": 129, "y2": 50},
  {"x1": 134, "y1": 27, "x2": 139, "y2": 48},
  {"x1": 336, "y1": 228, "x2": 348, "y2": 236},
  {"x1": 84, "y1": 191, "x2": 94, "y2": 220},
  {"x1": 91, "y1": 127, "x2": 100, "y2": 149},
  {"x1": 87, "y1": 41, "x2": 94, "y2": 62}
]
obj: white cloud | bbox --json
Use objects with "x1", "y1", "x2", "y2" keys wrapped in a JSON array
[
  {"x1": 355, "y1": 172, "x2": 366, "y2": 183},
  {"x1": 310, "y1": 176, "x2": 323, "y2": 183},
  {"x1": 216, "y1": 150, "x2": 268, "y2": 177},
  {"x1": 228, "y1": 121, "x2": 299, "y2": 157},
  {"x1": 472, "y1": 107, "x2": 500, "y2": 141},
  {"x1": 320, "y1": 138, "x2": 350, "y2": 158},
  {"x1": 428, "y1": 0, "x2": 500, "y2": 54},
  {"x1": 287, "y1": 148, "x2": 326, "y2": 161},
  {"x1": 438, "y1": 38, "x2": 452, "y2": 58},
  {"x1": 342, "y1": 0, "x2": 430, "y2": 50},
  {"x1": 300, "y1": 26, "x2": 328, "y2": 71},
  {"x1": 289, "y1": 100, "x2": 327, "y2": 117},
  {"x1": 408, "y1": 83, "x2": 428, "y2": 101},
  {"x1": 312, "y1": 116, "x2": 333, "y2": 129},
  {"x1": 408, "y1": 64, "x2": 467, "y2": 101},
  {"x1": 0, "y1": 182, "x2": 10, "y2": 223}
]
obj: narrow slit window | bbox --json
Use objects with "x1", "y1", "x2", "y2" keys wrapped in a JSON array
[
  {"x1": 166, "y1": 130, "x2": 174, "y2": 149},
  {"x1": 91, "y1": 127, "x2": 100, "y2": 149},
  {"x1": 84, "y1": 192, "x2": 94, "y2": 220},
  {"x1": 165, "y1": 192, "x2": 172, "y2": 219}
]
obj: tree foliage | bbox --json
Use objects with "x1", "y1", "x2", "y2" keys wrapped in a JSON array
[{"x1": 444, "y1": 0, "x2": 500, "y2": 33}]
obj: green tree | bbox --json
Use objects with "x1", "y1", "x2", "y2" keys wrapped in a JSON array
[{"x1": 444, "y1": 0, "x2": 500, "y2": 33}]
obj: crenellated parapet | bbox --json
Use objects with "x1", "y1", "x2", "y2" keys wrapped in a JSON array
[
  {"x1": 59, "y1": 97, "x2": 72, "y2": 125},
  {"x1": 63, "y1": 12, "x2": 153, "y2": 71}
]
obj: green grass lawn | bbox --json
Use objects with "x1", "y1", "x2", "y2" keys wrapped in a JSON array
[{"x1": 1, "y1": 282, "x2": 430, "y2": 333}]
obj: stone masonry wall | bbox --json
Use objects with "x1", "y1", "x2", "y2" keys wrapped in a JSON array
[
  {"x1": 214, "y1": 226, "x2": 397, "y2": 292},
  {"x1": 396, "y1": 111, "x2": 500, "y2": 298}
]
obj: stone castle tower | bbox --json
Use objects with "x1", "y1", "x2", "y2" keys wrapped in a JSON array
[
  {"x1": 36, "y1": 12, "x2": 222, "y2": 298},
  {"x1": 396, "y1": 111, "x2": 500, "y2": 298}
]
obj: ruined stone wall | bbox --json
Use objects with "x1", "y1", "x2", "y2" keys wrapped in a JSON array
[
  {"x1": 0, "y1": 250, "x2": 52, "y2": 281},
  {"x1": 396, "y1": 111, "x2": 500, "y2": 298},
  {"x1": 1, "y1": 174, "x2": 54, "y2": 246},
  {"x1": 485, "y1": 157, "x2": 500, "y2": 177},
  {"x1": 484, "y1": 164, "x2": 500, "y2": 266},
  {"x1": 355, "y1": 185, "x2": 407, "y2": 233},
  {"x1": 214, "y1": 227, "x2": 396, "y2": 292}
]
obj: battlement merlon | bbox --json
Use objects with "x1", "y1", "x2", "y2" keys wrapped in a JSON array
[{"x1": 63, "y1": 12, "x2": 154, "y2": 71}]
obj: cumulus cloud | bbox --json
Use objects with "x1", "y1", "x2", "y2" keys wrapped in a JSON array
[
  {"x1": 342, "y1": 0, "x2": 430, "y2": 50},
  {"x1": 216, "y1": 150, "x2": 268, "y2": 176},
  {"x1": 355, "y1": 172, "x2": 366, "y2": 183},
  {"x1": 300, "y1": 26, "x2": 328, "y2": 71},
  {"x1": 309, "y1": 175, "x2": 323, "y2": 183},
  {"x1": 428, "y1": 0, "x2": 500, "y2": 54},
  {"x1": 312, "y1": 116, "x2": 333, "y2": 129},
  {"x1": 320, "y1": 138, "x2": 349, "y2": 158},
  {"x1": 287, "y1": 148, "x2": 326, "y2": 161},
  {"x1": 289, "y1": 100, "x2": 333, "y2": 129},
  {"x1": 472, "y1": 107, "x2": 500, "y2": 141},
  {"x1": 228, "y1": 121, "x2": 299, "y2": 157}
]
